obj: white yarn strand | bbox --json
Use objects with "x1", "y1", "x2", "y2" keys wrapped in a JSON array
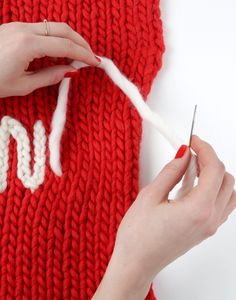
[
  {"x1": 49, "y1": 77, "x2": 71, "y2": 176},
  {"x1": 49, "y1": 57, "x2": 198, "y2": 198}
]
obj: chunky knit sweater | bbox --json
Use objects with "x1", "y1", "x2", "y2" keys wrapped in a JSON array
[{"x1": 0, "y1": 0, "x2": 165, "y2": 298}]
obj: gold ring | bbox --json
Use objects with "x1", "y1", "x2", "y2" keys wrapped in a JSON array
[{"x1": 43, "y1": 19, "x2": 49, "y2": 36}]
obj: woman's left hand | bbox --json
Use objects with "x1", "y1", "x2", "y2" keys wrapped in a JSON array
[{"x1": 0, "y1": 21, "x2": 99, "y2": 98}]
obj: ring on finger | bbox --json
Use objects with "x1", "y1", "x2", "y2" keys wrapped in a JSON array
[{"x1": 43, "y1": 19, "x2": 49, "y2": 36}]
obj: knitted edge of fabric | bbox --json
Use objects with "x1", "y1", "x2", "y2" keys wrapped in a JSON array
[{"x1": 0, "y1": 0, "x2": 165, "y2": 299}]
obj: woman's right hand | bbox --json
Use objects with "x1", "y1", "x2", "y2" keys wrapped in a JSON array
[
  {"x1": 93, "y1": 135, "x2": 236, "y2": 300},
  {"x1": 0, "y1": 21, "x2": 100, "y2": 98}
]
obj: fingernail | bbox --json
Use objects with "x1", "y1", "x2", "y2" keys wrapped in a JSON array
[
  {"x1": 64, "y1": 70, "x2": 79, "y2": 78},
  {"x1": 175, "y1": 145, "x2": 188, "y2": 159},
  {"x1": 95, "y1": 55, "x2": 101, "y2": 63}
]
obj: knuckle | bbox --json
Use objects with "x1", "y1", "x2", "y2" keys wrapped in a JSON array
[
  {"x1": 62, "y1": 22, "x2": 71, "y2": 33},
  {"x1": 215, "y1": 161, "x2": 225, "y2": 173},
  {"x1": 163, "y1": 163, "x2": 183, "y2": 183},
  {"x1": 226, "y1": 173, "x2": 235, "y2": 187},
  {"x1": 204, "y1": 223, "x2": 218, "y2": 237},
  {"x1": 197, "y1": 211, "x2": 210, "y2": 223},
  {"x1": 164, "y1": 163, "x2": 179, "y2": 176},
  {"x1": 191, "y1": 205, "x2": 213, "y2": 224},
  {"x1": 198, "y1": 142, "x2": 213, "y2": 154}
]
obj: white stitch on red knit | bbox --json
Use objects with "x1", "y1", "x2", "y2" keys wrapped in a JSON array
[{"x1": 0, "y1": 116, "x2": 46, "y2": 192}]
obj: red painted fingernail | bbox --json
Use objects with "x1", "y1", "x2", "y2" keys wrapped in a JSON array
[
  {"x1": 95, "y1": 55, "x2": 101, "y2": 63},
  {"x1": 175, "y1": 145, "x2": 188, "y2": 159},
  {"x1": 64, "y1": 70, "x2": 79, "y2": 78}
]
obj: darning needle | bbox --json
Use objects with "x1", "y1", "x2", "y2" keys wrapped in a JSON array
[{"x1": 188, "y1": 104, "x2": 197, "y2": 148}]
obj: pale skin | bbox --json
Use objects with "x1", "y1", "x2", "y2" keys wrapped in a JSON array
[
  {"x1": 1, "y1": 21, "x2": 236, "y2": 300},
  {"x1": 0, "y1": 21, "x2": 99, "y2": 97}
]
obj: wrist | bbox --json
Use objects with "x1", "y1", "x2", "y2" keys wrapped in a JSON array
[{"x1": 92, "y1": 250, "x2": 152, "y2": 300}]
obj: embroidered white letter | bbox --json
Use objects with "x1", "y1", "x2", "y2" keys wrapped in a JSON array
[{"x1": 0, "y1": 116, "x2": 46, "y2": 192}]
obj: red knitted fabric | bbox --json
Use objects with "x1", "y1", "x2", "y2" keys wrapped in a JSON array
[{"x1": 0, "y1": 0, "x2": 165, "y2": 299}]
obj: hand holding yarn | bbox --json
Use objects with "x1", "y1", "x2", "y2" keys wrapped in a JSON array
[
  {"x1": 93, "y1": 136, "x2": 236, "y2": 300},
  {"x1": 0, "y1": 21, "x2": 99, "y2": 98}
]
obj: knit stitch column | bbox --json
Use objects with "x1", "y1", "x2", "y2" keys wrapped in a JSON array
[{"x1": 0, "y1": 0, "x2": 165, "y2": 298}]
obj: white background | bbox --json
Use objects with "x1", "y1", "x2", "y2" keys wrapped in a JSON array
[{"x1": 140, "y1": 0, "x2": 236, "y2": 299}]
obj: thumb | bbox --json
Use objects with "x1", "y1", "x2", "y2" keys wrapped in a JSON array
[
  {"x1": 22, "y1": 65, "x2": 77, "y2": 94},
  {"x1": 149, "y1": 145, "x2": 191, "y2": 201}
]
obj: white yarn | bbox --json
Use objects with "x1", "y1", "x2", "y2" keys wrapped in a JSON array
[
  {"x1": 49, "y1": 56, "x2": 198, "y2": 198},
  {"x1": 49, "y1": 77, "x2": 71, "y2": 176},
  {"x1": 0, "y1": 116, "x2": 46, "y2": 192}
]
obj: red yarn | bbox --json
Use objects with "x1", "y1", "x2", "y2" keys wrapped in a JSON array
[{"x1": 0, "y1": 0, "x2": 165, "y2": 298}]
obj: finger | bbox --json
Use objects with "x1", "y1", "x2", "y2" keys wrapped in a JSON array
[
  {"x1": 189, "y1": 135, "x2": 225, "y2": 201},
  {"x1": 219, "y1": 190, "x2": 236, "y2": 224},
  {"x1": 30, "y1": 35, "x2": 99, "y2": 66},
  {"x1": 22, "y1": 21, "x2": 94, "y2": 54},
  {"x1": 18, "y1": 65, "x2": 76, "y2": 95},
  {"x1": 148, "y1": 146, "x2": 191, "y2": 200},
  {"x1": 191, "y1": 135, "x2": 220, "y2": 168},
  {"x1": 214, "y1": 172, "x2": 235, "y2": 216}
]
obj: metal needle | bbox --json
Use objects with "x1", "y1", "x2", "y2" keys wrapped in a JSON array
[{"x1": 188, "y1": 104, "x2": 197, "y2": 147}]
